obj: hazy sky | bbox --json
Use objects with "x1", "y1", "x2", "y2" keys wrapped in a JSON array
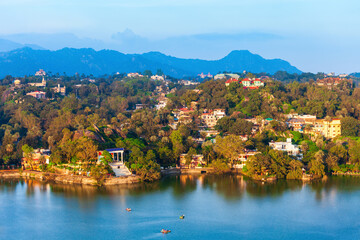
[{"x1": 1, "y1": 0, "x2": 360, "y2": 73}]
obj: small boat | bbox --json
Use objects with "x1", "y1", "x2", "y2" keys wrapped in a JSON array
[
  {"x1": 125, "y1": 208, "x2": 132, "y2": 212},
  {"x1": 161, "y1": 229, "x2": 171, "y2": 234},
  {"x1": 179, "y1": 215, "x2": 185, "y2": 219}
]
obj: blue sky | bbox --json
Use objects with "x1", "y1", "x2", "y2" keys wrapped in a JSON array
[{"x1": 1, "y1": 0, "x2": 360, "y2": 73}]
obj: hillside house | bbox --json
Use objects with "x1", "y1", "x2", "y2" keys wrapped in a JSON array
[
  {"x1": 233, "y1": 149, "x2": 261, "y2": 169},
  {"x1": 180, "y1": 154, "x2": 205, "y2": 168},
  {"x1": 22, "y1": 149, "x2": 51, "y2": 170},
  {"x1": 26, "y1": 91, "x2": 46, "y2": 99},
  {"x1": 269, "y1": 138, "x2": 301, "y2": 157}
]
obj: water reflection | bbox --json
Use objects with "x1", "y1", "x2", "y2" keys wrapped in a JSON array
[{"x1": 1, "y1": 175, "x2": 360, "y2": 202}]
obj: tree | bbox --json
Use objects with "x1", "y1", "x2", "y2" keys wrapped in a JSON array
[
  {"x1": 22, "y1": 144, "x2": 34, "y2": 170},
  {"x1": 286, "y1": 160, "x2": 303, "y2": 179},
  {"x1": 100, "y1": 150, "x2": 113, "y2": 165},
  {"x1": 341, "y1": 117, "x2": 360, "y2": 137},
  {"x1": 170, "y1": 130, "x2": 184, "y2": 161},
  {"x1": 185, "y1": 147, "x2": 197, "y2": 167},
  {"x1": 309, "y1": 151, "x2": 326, "y2": 177},
  {"x1": 214, "y1": 135, "x2": 244, "y2": 167}
]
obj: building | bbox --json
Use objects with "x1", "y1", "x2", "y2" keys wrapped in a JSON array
[
  {"x1": 26, "y1": 91, "x2": 46, "y2": 99},
  {"x1": 22, "y1": 149, "x2": 51, "y2": 170},
  {"x1": 151, "y1": 75, "x2": 165, "y2": 81},
  {"x1": 233, "y1": 149, "x2": 261, "y2": 169},
  {"x1": 240, "y1": 78, "x2": 265, "y2": 89},
  {"x1": 225, "y1": 78, "x2": 239, "y2": 86},
  {"x1": 127, "y1": 73, "x2": 143, "y2": 78},
  {"x1": 97, "y1": 148, "x2": 125, "y2": 163},
  {"x1": 269, "y1": 138, "x2": 301, "y2": 157},
  {"x1": 316, "y1": 77, "x2": 353, "y2": 89},
  {"x1": 178, "y1": 80, "x2": 200, "y2": 86},
  {"x1": 155, "y1": 100, "x2": 168, "y2": 110},
  {"x1": 313, "y1": 119, "x2": 341, "y2": 139},
  {"x1": 13, "y1": 79, "x2": 21, "y2": 86},
  {"x1": 287, "y1": 118, "x2": 305, "y2": 132},
  {"x1": 180, "y1": 154, "x2": 205, "y2": 168},
  {"x1": 35, "y1": 69, "x2": 46, "y2": 76},
  {"x1": 198, "y1": 72, "x2": 213, "y2": 79},
  {"x1": 201, "y1": 109, "x2": 226, "y2": 128},
  {"x1": 214, "y1": 73, "x2": 240, "y2": 80},
  {"x1": 52, "y1": 84, "x2": 66, "y2": 96},
  {"x1": 28, "y1": 76, "x2": 46, "y2": 87}
]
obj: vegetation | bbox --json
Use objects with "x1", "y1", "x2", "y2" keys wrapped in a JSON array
[{"x1": 0, "y1": 71, "x2": 359, "y2": 182}]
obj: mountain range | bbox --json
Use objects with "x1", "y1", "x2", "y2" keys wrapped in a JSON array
[{"x1": 0, "y1": 47, "x2": 301, "y2": 78}]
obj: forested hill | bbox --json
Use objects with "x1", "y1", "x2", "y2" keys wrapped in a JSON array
[{"x1": 0, "y1": 48, "x2": 301, "y2": 78}]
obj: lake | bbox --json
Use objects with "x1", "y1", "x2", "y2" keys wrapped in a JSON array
[{"x1": 1, "y1": 174, "x2": 360, "y2": 240}]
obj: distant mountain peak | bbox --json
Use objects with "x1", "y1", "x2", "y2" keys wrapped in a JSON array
[{"x1": 0, "y1": 48, "x2": 301, "y2": 78}]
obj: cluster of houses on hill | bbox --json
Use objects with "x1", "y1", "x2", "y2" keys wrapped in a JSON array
[
  {"x1": 316, "y1": 77, "x2": 353, "y2": 89},
  {"x1": 285, "y1": 114, "x2": 341, "y2": 139}
]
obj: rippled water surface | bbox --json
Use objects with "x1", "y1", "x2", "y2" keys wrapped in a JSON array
[{"x1": 1, "y1": 175, "x2": 360, "y2": 240}]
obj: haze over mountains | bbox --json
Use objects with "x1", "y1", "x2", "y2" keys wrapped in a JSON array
[{"x1": 0, "y1": 47, "x2": 301, "y2": 78}]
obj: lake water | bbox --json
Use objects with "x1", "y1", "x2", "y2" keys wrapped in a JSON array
[{"x1": 1, "y1": 175, "x2": 360, "y2": 240}]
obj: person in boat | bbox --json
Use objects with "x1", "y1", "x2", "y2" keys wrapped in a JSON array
[{"x1": 126, "y1": 208, "x2": 131, "y2": 212}]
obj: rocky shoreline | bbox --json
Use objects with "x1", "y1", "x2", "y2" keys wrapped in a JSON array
[{"x1": 0, "y1": 170, "x2": 140, "y2": 186}]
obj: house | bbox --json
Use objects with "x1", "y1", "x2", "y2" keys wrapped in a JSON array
[
  {"x1": 316, "y1": 77, "x2": 353, "y2": 89},
  {"x1": 151, "y1": 75, "x2": 165, "y2": 81},
  {"x1": 199, "y1": 130, "x2": 220, "y2": 138},
  {"x1": 180, "y1": 154, "x2": 205, "y2": 168},
  {"x1": 178, "y1": 80, "x2": 200, "y2": 86},
  {"x1": 127, "y1": 73, "x2": 143, "y2": 78},
  {"x1": 225, "y1": 78, "x2": 238, "y2": 86},
  {"x1": 312, "y1": 118, "x2": 341, "y2": 139},
  {"x1": 135, "y1": 104, "x2": 149, "y2": 110},
  {"x1": 28, "y1": 76, "x2": 46, "y2": 87},
  {"x1": 35, "y1": 69, "x2": 46, "y2": 76},
  {"x1": 269, "y1": 138, "x2": 301, "y2": 157},
  {"x1": 233, "y1": 149, "x2": 261, "y2": 169},
  {"x1": 240, "y1": 78, "x2": 265, "y2": 89},
  {"x1": 22, "y1": 149, "x2": 51, "y2": 170},
  {"x1": 26, "y1": 91, "x2": 46, "y2": 99},
  {"x1": 155, "y1": 100, "x2": 168, "y2": 110},
  {"x1": 287, "y1": 118, "x2": 305, "y2": 132},
  {"x1": 201, "y1": 109, "x2": 225, "y2": 128}
]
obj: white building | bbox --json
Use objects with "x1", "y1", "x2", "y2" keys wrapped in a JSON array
[
  {"x1": 269, "y1": 138, "x2": 301, "y2": 157},
  {"x1": 151, "y1": 75, "x2": 165, "y2": 81},
  {"x1": 127, "y1": 73, "x2": 143, "y2": 78},
  {"x1": 35, "y1": 69, "x2": 46, "y2": 76}
]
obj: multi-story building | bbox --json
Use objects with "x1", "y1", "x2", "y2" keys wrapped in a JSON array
[
  {"x1": 287, "y1": 118, "x2": 305, "y2": 132},
  {"x1": 313, "y1": 119, "x2": 341, "y2": 139},
  {"x1": 201, "y1": 109, "x2": 226, "y2": 128}
]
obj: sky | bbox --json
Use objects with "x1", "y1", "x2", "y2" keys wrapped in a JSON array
[{"x1": 0, "y1": 0, "x2": 360, "y2": 73}]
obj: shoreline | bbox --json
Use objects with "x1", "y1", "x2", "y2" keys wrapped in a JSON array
[{"x1": 0, "y1": 170, "x2": 140, "y2": 186}]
